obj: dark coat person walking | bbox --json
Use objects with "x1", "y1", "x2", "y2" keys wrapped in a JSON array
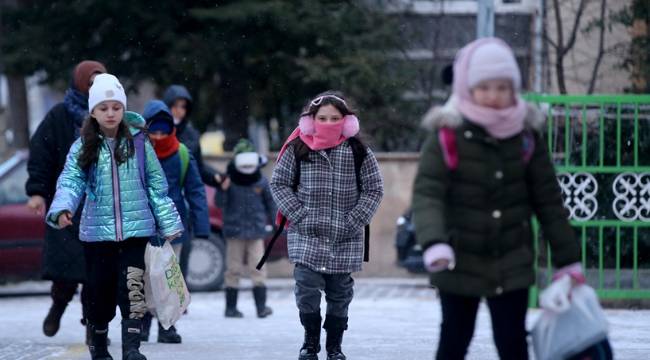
[
  {"x1": 163, "y1": 85, "x2": 220, "y2": 187},
  {"x1": 25, "y1": 60, "x2": 107, "y2": 341}
]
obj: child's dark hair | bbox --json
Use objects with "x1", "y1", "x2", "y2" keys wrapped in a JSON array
[
  {"x1": 293, "y1": 90, "x2": 364, "y2": 160},
  {"x1": 78, "y1": 115, "x2": 135, "y2": 170},
  {"x1": 300, "y1": 90, "x2": 356, "y2": 118}
]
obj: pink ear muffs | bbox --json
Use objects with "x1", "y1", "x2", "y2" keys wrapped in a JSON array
[
  {"x1": 299, "y1": 115, "x2": 315, "y2": 135},
  {"x1": 299, "y1": 114, "x2": 360, "y2": 138},
  {"x1": 342, "y1": 115, "x2": 360, "y2": 137}
]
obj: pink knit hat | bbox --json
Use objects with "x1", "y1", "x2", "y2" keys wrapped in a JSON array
[{"x1": 466, "y1": 40, "x2": 521, "y2": 90}]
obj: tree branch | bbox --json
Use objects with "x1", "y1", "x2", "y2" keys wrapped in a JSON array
[
  {"x1": 563, "y1": 0, "x2": 588, "y2": 56},
  {"x1": 587, "y1": 0, "x2": 607, "y2": 93}
]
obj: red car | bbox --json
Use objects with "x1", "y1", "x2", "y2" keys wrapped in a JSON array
[{"x1": 0, "y1": 151, "x2": 287, "y2": 291}]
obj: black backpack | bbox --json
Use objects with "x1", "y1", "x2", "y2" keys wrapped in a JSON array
[{"x1": 256, "y1": 138, "x2": 370, "y2": 270}]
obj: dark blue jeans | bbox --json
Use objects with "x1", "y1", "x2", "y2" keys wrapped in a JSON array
[{"x1": 293, "y1": 264, "x2": 354, "y2": 317}]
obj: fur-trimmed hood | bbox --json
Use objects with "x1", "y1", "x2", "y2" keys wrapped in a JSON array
[{"x1": 421, "y1": 95, "x2": 545, "y2": 132}]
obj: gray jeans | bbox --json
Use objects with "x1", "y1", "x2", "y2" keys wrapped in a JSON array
[{"x1": 293, "y1": 264, "x2": 354, "y2": 317}]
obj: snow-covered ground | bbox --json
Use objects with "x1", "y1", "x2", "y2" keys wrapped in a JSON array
[{"x1": 1, "y1": 278, "x2": 649, "y2": 359}]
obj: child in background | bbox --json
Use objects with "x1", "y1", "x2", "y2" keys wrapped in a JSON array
[
  {"x1": 46, "y1": 74, "x2": 183, "y2": 360},
  {"x1": 413, "y1": 38, "x2": 584, "y2": 360},
  {"x1": 218, "y1": 139, "x2": 274, "y2": 319},
  {"x1": 140, "y1": 99, "x2": 210, "y2": 344}
]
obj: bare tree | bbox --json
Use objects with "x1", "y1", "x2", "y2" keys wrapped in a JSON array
[
  {"x1": 587, "y1": 0, "x2": 607, "y2": 93},
  {"x1": 545, "y1": 0, "x2": 615, "y2": 94},
  {"x1": 547, "y1": 0, "x2": 588, "y2": 94}
]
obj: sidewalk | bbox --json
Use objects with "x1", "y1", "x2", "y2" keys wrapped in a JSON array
[{"x1": 0, "y1": 278, "x2": 648, "y2": 359}]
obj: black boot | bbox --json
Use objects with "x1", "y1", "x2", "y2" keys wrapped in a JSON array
[
  {"x1": 253, "y1": 286, "x2": 273, "y2": 318},
  {"x1": 43, "y1": 302, "x2": 67, "y2": 337},
  {"x1": 323, "y1": 315, "x2": 348, "y2": 360},
  {"x1": 157, "y1": 322, "x2": 182, "y2": 343},
  {"x1": 83, "y1": 319, "x2": 111, "y2": 346},
  {"x1": 88, "y1": 324, "x2": 113, "y2": 360},
  {"x1": 299, "y1": 312, "x2": 322, "y2": 360},
  {"x1": 224, "y1": 288, "x2": 244, "y2": 318},
  {"x1": 140, "y1": 313, "x2": 152, "y2": 342},
  {"x1": 122, "y1": 319, "x2": 146, "y2": 360}
]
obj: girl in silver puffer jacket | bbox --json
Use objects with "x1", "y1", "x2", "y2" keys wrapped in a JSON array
[{"x1": 46, "y1": 74, "x2": 182, "y2": 360}]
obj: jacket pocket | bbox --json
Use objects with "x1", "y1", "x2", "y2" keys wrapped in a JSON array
[{"x1": 297, "y1": 208, "x2": 319, "y2": 238}]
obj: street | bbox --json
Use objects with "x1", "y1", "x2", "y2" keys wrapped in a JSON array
[{"x1": 1, "y1": 278, "x2": 649, "y2": 360}]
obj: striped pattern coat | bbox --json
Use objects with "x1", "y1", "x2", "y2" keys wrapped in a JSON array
[{"x1": 270, "y1": 140, "x2": 383, "y2": 273}]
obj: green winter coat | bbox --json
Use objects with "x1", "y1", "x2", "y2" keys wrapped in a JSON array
[{"x1": 412, "y1": 100, "x2": 579, "y2": 297}]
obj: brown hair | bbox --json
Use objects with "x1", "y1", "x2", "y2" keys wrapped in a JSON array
[{"x1": 78, "y1": 116, "x2": 135, "y2": 170}]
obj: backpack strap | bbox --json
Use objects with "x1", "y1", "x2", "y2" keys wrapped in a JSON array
[
  {"x1": 521, "y1": 130, "x2": 535, "y2": 165},
  {"x1": 258, "y1": 147, "x2": 302, "y2": 270},
  {"x1": 178, "y1": 143, "x2": 190, "y2": 186},
  {"x1": 438, "y1": 127, "x2": 459, "y2": 171},
  {"x1": 256, "y1": 216, "x2": 286, "y2": 270}
]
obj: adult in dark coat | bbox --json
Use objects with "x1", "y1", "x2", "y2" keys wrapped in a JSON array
[
  {"x1": 163, "y1": 84, "x2": 222, "y2": 281},
  {"x1": 25, "y1": 60, "x2": 107, "y2": 339}
]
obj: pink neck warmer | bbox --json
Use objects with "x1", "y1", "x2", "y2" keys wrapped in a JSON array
[
  {"x1": 299, "y1": 121, "x2": 346, "y2": 151},
  {"x1": 453, "y1": 37, "x2": 527, "y2": 139}
]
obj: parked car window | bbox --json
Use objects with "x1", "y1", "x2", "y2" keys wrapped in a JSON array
[{"x1": 0, "y1": 161, "x2": 29, "y2": 205}]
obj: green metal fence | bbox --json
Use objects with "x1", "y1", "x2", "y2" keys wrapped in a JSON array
[{"x1": 524, "y1": 94, "x2": 650, "y2": 304}]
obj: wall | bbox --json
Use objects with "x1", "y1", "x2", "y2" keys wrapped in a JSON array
[{"x1": 205, "y1": 152, "x2": 425, "y2": 279}]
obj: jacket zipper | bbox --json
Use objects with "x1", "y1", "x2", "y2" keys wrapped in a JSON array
[{"x1": 108, "y1": 142, "x2": 123, "y2": 241}]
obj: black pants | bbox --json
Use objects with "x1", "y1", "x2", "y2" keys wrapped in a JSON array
[
  {"x1": 51, "y1": 280, "x2": 90, "y2": 321},
  {"x1": 294, "y1": 264, "x2": 354, "y2": 317},
  {"x1": 436, "y1": 289, "x2": 529, "y2": 360},
  {"x1": 83, "y1": 237, "x2": 148, "y2": 328}
]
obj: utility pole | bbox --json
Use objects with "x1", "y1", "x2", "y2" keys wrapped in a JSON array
[
  {"x1": 533, "y1": 0, "x2": 545, "y2": 92},
  {"x1": 477, "y1": 0, "x2": 495, "y2": 38}
]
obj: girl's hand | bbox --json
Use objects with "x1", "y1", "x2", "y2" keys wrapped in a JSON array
[
  {"x1": 220, "y1": 177, "x2": 231, "y2": 191},
  {"x1": 57, "y1": 211, "x2": 73, "y2": 228},
  {"x1": 27, "y1": 195, "x2": 46, "y2": 216},
  {"x1": 423, "y1": 243, "x2": 456, "y2": 273},
  {"x1": 164, "y1": 232, "x2": 181, "y2": 242},
  {"x1": 539, "y1": 274, "x2": 572, "y2": 312}
]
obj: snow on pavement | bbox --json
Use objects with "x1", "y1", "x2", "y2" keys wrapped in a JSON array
[{"x1": 1, "y1": 278, "x2": 649, "y2": 359}]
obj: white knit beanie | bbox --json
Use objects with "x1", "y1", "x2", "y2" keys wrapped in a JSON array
[
  {"x1": 88, "y1": 73, "x2": 127, "y2": 112},
  {"x1": 466, "y1": 42, "x2": 521, "y2": 90}
]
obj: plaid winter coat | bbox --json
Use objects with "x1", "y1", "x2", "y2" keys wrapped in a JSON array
[{"x1": 270, "y1": 140, "x2": 384, "y2": 274}]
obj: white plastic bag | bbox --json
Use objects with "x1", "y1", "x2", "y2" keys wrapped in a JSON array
[
  {"x1": 144, "y1": 241, "x2": 191, "y2": 330},
  {"x1": 532, "y1": 284, "x2": 609, "y2": 360}
]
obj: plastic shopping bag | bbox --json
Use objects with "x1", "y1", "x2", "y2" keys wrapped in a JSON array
[
  {"x1": 532, "y1": 284, "x2": 610, "y2": 360},
  {"x1": 144, "y1": 241, "x2": 191, "y2": 330}
]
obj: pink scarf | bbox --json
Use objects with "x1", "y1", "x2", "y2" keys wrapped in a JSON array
[
  {"x1": 299, "y1": 121, "x2": 347, "y2": 151},
  {"x1": 453, "y1": 38, "x2": 527, "y2": 139},
  {"x1": 277, "y1": 115, "x2": 359, "y2": 161}
]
